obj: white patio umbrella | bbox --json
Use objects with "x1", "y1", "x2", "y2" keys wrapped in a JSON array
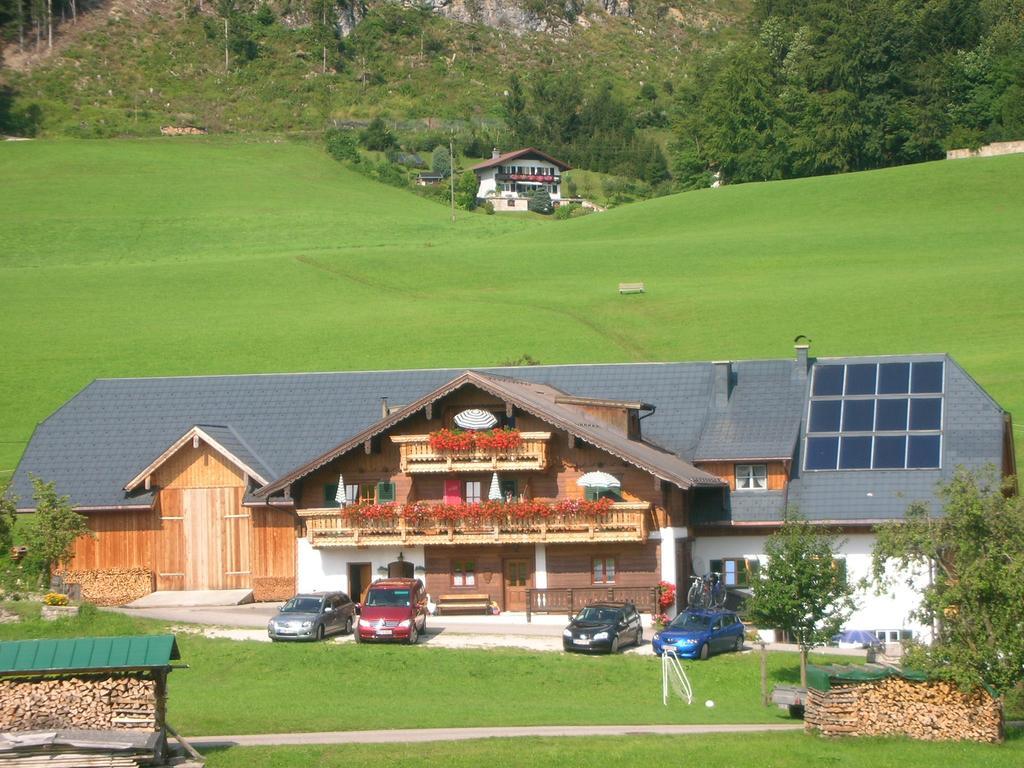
[
  {"x1": 576, "y1": 471, "x2": 621, "y2": 488},
  {"x1": 453, "y1": 408, "x2": 498, "y2": 430},
  {"x1": 488, "y1": 472, "x2": 503, "y2": 501},
  {"x1": 334, "y1": 474, "x2": 348, "y2": 506}
]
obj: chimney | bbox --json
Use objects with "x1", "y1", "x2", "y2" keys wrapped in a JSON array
[
  {"x1": 381, "y1": 397, "x2": 389, "y2": 418},
  {"x1": 794, "y1": 343, "x2": 811, "y2": 380},
  {"x1": 491, "y1": 148, "x2": 501, "y2": 159},
  {"x1": 712, "y1": 361, "x2": 732, "y2": 409}
]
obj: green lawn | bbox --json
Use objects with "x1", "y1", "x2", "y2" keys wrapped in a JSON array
[
  {"x1": 0, "y1": 606, "x2": 845, "y2": 734},
  {"x1": 2, "y1": 139, "x2": 1023, "y2": 483},
  {"x1": 201, "y1": 732, "x2": 1024, "y2": 768}
]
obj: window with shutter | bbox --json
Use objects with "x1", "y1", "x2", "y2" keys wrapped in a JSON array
[
  {"x1": 324, "y1": 483, "x2": 339, "y2": 505},
  {"x1": 376, "y1": 482, "x2": 396, "y2": 503},
  {"x1": 499, "y1": 479, "x2": 518, "y2": 501}
]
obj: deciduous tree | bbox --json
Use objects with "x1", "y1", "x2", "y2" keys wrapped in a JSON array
[
  {"x1": 746, "y1": 509, "x2": 856, "y2": 686},
  {"x1": 22, "y1": 476, "x2": 90, "y2": 582},
  {"x1": 872, "y1": 467, "x2": 1024, "y2": 695}
]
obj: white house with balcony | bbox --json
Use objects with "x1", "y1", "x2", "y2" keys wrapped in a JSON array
[{"x1": 472, "y1": 148, "x2": 571, "y2": 212}]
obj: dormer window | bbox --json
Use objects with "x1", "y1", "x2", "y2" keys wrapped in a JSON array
[{"x1": 735, "y1": 464, "x2": 767, "y2": 490}]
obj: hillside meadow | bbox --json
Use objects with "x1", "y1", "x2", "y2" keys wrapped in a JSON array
[{"x1": 1, "y1": 137, "x2": 1022, "y2": 483}]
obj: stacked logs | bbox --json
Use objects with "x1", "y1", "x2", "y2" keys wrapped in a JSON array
[
  {"x1": 56, "y1": 569, "x2": 152, "y2": 605},
  {"x1": 805, "y1": 677, "x2": 1002, "y2": 743},
  {"x1": 0, "y1": 673, "x2": 164, "y2": 732},
  {"x1": 253, "y1": 577, "x2": 296, "y2": 602}
]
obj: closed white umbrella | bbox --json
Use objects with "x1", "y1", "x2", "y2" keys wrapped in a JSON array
[
  {"x1": 335, "y1": 474, "x2": 348, "y2": 506},
  {"x1": 576, "y1": 471, "x2": 621, "y2": 488},
  {"x1": 453, "y1": 408, "x2": 498, "y2": 430},
  {"x1": 488, "y1": 472, "x2": 503, "y2": 501}
]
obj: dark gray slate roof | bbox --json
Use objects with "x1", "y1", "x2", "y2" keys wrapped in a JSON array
[{"x1": 9, "y1": 354, "x2": 1009, "y2": 523}]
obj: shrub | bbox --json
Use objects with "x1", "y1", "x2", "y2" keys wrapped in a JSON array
[
  {"x1": 43, "y1": 592, "x2": 69, "y2": 606},
  {"x1": 324, "y1": 128, "x2": 359, "y2": 162},
  {"x1": 527, "y1": 187, "x2": 553, "y2": 215},
  {"x1": 484, "y1": 201, "x2": 494, "y2": 215}
]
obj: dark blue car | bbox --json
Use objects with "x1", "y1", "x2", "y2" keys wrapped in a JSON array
[{"x1": 652, "y1": 610, "x2": 745, "y2": 660}]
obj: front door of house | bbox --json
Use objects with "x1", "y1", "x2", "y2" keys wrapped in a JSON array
[
  {"x1": 349, "y1": 563, "x2": 372, "y2": 605},
  {"x1": 503, "y1": 558, "x2": 529, "y2": 612}
]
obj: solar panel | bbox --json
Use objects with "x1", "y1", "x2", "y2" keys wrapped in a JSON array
[{"x1": 804, "y1": 361, "x2": 943, "y2": 471}]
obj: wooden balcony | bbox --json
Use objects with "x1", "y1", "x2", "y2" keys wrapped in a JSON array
[
  {"x1": 391, "y1": 432, "x2": 551, "y2": 473},
  {"x1": 299, "y1": 502, "x2": 650, "y2": 548}
]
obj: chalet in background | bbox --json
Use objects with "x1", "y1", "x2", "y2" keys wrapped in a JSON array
[
  {"x1": 472, "y1": 148, "x2": 571, "y2": 212},
  {"x1": 9, "y1": 345, "x2": 1014, "y2": 640}
]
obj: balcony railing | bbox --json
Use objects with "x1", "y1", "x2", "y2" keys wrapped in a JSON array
[
  {"x1": 391, "y1": 432, "x2": 551, "y2": 473},
  {"x1": 298, "y1": 502, "x2": 650, "y2": 548}
]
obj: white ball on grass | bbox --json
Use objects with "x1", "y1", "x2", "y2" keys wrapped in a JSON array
[{"x1": 705, "y1": 700, "x2": 715, "y2": 708}]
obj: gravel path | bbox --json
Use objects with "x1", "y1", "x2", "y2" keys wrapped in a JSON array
[{"x1": 187, "y1": 723, "x2": 804, "y2": 748}]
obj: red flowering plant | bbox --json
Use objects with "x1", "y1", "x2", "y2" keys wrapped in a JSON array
[
  {"x1": 657, "y1": 580, "x2": 677, "y2": 612},
  {"x1": 428, "y1": 428, "x2": 475, "y2": 451},
  {"x1": 341, "y1": 498, "x2": 615, "y2": 526},
  {"x1": 428, "y1": 427, "x2": 523, "y2": 453},
  {"x1": 653, "y1": 581, "x2": 677, "y2": 630},
  {"x1": 473, "y1": 427, "x2": 523, "y2": 452}
]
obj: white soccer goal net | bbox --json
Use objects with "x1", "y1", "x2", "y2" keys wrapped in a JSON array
[{"x1": 661, "y1": 647, "x2": 693, "y2": 706}]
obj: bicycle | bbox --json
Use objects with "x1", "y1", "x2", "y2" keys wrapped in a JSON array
[{"x1": 686, "y1": 572, "x2": 726, "y2": 610}]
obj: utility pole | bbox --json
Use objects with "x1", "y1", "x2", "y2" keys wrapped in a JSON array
[
  {"x1": 322, "y1": 1, "x2": 327, "y2": 74},
  {"x1": 224, "y1": 17, "x2": 229, "y2": 74},
  {"x1": 449, "y1": 137, "x2": 456, "y2": 224}
]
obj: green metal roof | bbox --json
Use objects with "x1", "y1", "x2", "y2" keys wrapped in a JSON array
[
  {"x1": 0, "y1": 635, "x2": 180, "y2": 677},
  {"x1": 806, "y1": 663, "x2": 929, "y2": 692}
]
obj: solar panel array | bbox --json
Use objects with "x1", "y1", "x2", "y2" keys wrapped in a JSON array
[{"x1": 804, "y1": 361, "x2": 944, "y2": 471}]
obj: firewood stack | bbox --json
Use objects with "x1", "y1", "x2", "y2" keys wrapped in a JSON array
[
  {"x1": 805, "y1": 676, "x2": 1002, "y2": 743},
  {"x1": 0, "y1": 673, "x2": 164, "y2": 732},
  {"x1": 56, "y1": 569, "x2": 153, "y2": 605},
  {"x1": 252, "y1": 577, "x2": 296, "y2": 602}
]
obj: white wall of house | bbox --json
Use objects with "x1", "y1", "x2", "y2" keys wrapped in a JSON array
[
  {"x1": 691, "y1": 533, "x2": 930, "y2": 641},
  {"x1": 296, "y1": 539, "x2": 426, "y2": 596},
  {"x1": 475, "y1": 158, "x2": 564, "y2": 205}
]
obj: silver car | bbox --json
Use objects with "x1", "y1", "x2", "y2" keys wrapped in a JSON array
[{"x1": 268, "y1": 592, "x2": 356, "y2": 641}]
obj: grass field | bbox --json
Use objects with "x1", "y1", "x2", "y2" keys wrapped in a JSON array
[
  {"x1": 2, "y1": 607, "x2": 1021, "y2": 764},
  {"x1": 200, "y1": 732, "x2": 1024, "y2": 768},
  {"x1": 2, "y1": 138, "x2": 1022, "y2": 483}
]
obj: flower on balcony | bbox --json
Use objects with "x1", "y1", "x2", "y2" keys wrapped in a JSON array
[
  {"x1": 428, "y1": 428, "x2": 475, "y2": 451},
  {"x1": 339, "y1": 497, "x2": 614, "y2": 525},
  {"x1": 473, "y1": 427, "x2": 523, "y2": 451},
  {"x1": 427, "y1": 427, "x2": 523, "y2": 452}
]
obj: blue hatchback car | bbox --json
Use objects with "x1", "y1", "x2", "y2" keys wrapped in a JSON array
[{"x1": 652, "y1": 610, "x2": 745, "y2": 660}]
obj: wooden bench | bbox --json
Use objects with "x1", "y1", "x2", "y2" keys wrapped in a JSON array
[
  {"x1": 435, "y1": 593, "x2": 491, "y2": 616},
  {"x1": 618, "y1": 282, "x2": 645, "y2": 294}
]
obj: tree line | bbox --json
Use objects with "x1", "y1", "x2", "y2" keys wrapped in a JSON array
[
  {"x1": 503, "y1": 72, "x2": 670, "y2": 185},
  {"x1": 671, "y1": 0, "x2": 1024, "y2": 187}
]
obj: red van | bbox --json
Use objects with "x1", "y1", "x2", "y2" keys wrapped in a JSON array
[{"x1": 355, "y1": 578, "x2": 428, "y2": 644}]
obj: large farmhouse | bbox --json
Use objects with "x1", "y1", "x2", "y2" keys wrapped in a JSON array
[
  {"x1": 472, "y1": 148, "x2": 571, "y2": 212},
  {"x1": 9, "y1": 347, "x2": 1014, "y2": 639}
]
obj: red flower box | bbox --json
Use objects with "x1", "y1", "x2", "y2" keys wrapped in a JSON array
[
  {"x1": 428, "y1": 427, "x2": 523, "y2": 453},
  {"x1": 340, "y1": 497, "x2": 614, "y2": 525}
]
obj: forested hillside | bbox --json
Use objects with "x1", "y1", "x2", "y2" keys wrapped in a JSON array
[
  {"x1": 0, "y1": 0, "x2": 741, "y2": 140},
  {"x1": 1, "y1": 0, "x2": 1021, "y2": 192},
  {"x1": 671, "y1": 0, "x2": 1024, "y2": 185}
]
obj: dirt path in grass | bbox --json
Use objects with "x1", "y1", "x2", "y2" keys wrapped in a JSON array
[{"x1": 187, "y1": 723, "x2": 805, "y2": 748}]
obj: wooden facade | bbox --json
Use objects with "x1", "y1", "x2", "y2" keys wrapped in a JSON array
[
  {"x1": 69, "y1": 440, "x2": 295, "y2": 598},
  {"x1": 694, "y1": 460, "x2": 788, "y2": 491}
]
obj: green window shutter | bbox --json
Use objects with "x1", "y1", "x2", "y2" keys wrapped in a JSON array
[
  {"x1": 499, "y1": 479, "x2": 518, "y2": 501},
  {"x1": 709, "y1": 559, "x2": 723, "y2": 578},
  {"x1": 584, "y1": 486, "x2": 600, "y2": 502},
  {"x1": 377, "y1": 482, "x2": 396, "y2": 503},
  {"x1": 324, "y1": 483, "x2": 339, "y2": 505}
]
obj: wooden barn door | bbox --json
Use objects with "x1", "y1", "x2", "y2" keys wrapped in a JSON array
[
  {"x1": 503, "y1": 558, "x2": 529, "y2": 612},
  {"x1": 157, "y1": 490, "x2": 186, "y2": 591}
]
